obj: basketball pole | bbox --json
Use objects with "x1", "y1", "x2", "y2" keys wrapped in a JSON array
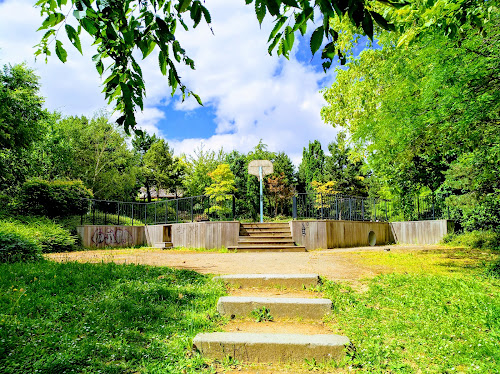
[{"x1": 259, "y1": 166, "x2": 263, "y2": 223}]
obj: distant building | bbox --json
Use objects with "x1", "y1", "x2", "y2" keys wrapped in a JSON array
[{"x1": 138, "y1": 187, "x2": 183, "y2": 201}]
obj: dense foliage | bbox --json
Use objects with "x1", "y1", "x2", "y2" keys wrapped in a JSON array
[
  {"x1": 321, "y1": 10, "x2": 500, "y2": 230},
  {"x1": 20, "y1": 179, "x2": 93, "y2": 218}
]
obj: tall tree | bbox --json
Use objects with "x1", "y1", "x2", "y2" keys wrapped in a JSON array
[
  {"x1": 143, "y1": 139, "x2": 185, "y2": 197},
  {"x1": 57, "y1": 115, "x2": 138, "y2": 200},
  {"x1": 321, "y1": 14, "x2": 500, "y2": 229},
  {"x1": 132, "y1": 131, "x2": 159, "y2": 202},
  {"x1": 183, "y1": 145, "x2": 225, "y2": 197},
  {"x1": 204, "y1": 163, "x2": 236, "y2": 218},
  {"x1": 298, "y1": 140, "x2": 325, "y2": 193},
  {"x1": 324, "y1": 132, "x2": 368, "y2": 196}
]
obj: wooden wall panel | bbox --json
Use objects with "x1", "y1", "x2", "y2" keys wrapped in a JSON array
[
  {"x1": 390, "y1": 220, "x2": 453, "y2": 245},
  {"x1": 77, "y1": 225, "x2": 146, "y2": 248}
]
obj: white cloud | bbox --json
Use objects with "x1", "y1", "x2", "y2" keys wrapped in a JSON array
[{"x1": 0, "y1": 0, "x2": 339, "y2": 168}]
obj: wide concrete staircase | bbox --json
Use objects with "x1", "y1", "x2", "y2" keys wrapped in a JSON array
[
  {"x1": 227, "y1": 222, "x2": 306, "y2": 252},
  {"x1": 193, "y1": 274, "x2": 350, "y2": 365}
]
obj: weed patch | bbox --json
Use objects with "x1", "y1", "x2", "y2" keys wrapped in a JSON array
[
  {"x1": 0, "y1": 261, "x2": 226, "y2": 373},
  {"x1": 323, "y1": 274, "x2": 500, "y2": 372}
]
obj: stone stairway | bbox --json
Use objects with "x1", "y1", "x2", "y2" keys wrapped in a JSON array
[
  {"x1": 193, "y1": 274, "x2": 350, "y2": 365},
  {"x1": 227, "y1": 222, "x2": 306, "y2": 252}
]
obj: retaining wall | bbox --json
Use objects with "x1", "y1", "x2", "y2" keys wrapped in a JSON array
[
  {"x1": 145, "y1": 221, "x2": 240, "y2": 249},
  {"x1": 390, "y1": 220, "x2": 454, "y2": 245},
  {"x1": 291, "y1": 220, "x2": 394, "y2": 250},
  {"x1": 77, "y1": 225, "x2": 146, "y2": 248}
]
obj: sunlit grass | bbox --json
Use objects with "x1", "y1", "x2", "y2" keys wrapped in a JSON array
[{"x1": 0, "y1": 261, "x2": 227, "y2": 373}]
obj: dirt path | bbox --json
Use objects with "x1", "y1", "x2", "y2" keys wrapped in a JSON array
[{"x1": 46, "y1": 244, "x2": 444, "y2": 282}]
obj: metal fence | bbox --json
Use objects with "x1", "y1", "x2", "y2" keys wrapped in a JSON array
[
  {"x1": 80, "y1": 195, "x2": 236, "y2": 226},
  {"x1": 292, "y1": 193, "x2": 451, "y2": 222},
  {"x1": 80, "y1": 193, "x2": 451, "y2": 226}
]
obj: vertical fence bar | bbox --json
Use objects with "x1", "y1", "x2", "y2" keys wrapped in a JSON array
[
  {"x1": 117, "y1": 202, "x2": 120, "y2": 225},
  {"x1": 232, "y1": 195, "x2": 235, "y2": 221},
  {"x1": 131, "y1": 204, "x2": 134, "y2": 226},
  {"x1": 189, "y1": 197, "x2": 193, "y2": 222},
  {"x1": 176, "y1": 199, "x2": 179, "y2": 223},
  {"x1": 292, "y1": 196, "x2": 297, "y2": 219}
]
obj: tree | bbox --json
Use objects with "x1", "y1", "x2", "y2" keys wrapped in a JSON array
[
  {"x1": 204, "y1": 163, "x2": 236, "y2": 218},
  {"x1": 183, "y1": 145, "x2": 225, "y2": 196},
  {"x1": 324, "y1": 132, "x2": 368, "y2": 196},
  {"x1": 266, "y1": 173, "x2": 294, "y2": 217},
  {"x1": 57, "y1": 115, "x2": 139, "y2": 200},
  {"x1": 298, "y1": 140, "x2": 325, "y2": 192},
  {"x1": 0, "y1": 64, "x2": 46, "y2": 151},
  {"x1": 143, "y1": 139, "x2": 185, "y2": 197},
  {"x1": 321, "y1": 14, "x2": 500, "y2": 229},
  {"x1": 33, "y1": 0, "x2": 488, "y2": 132},
  {"x1": 132, "y1": 131, "x2": 159, "y2": 202}
]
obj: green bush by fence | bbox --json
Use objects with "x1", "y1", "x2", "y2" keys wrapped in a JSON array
[
  {"x1": 0, "y1": 218, "x2": 77, "y2": 262},
  {"x1": 0, "y1": 223, "x2": 43, "y2": 263},
  {"x1": 20, "y1": 179, "x2": 93, "y2": 218}
]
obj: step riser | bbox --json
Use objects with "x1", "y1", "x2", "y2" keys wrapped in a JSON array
[
  {"x1": 217, "y1": 297, "x2": 331, "y2": 320},
  {"x1": 227, "y1": 247, "x2": 306, "y2": 253},
  {"x1": 215, "y1": 274, "x2": 320, "y2": 289},
  {"x1": 193, "y1": 333, "x2": 349, "y2": 363},
  {"x1": 241, "y1": 224, "x2": 290, "y2": 228}
]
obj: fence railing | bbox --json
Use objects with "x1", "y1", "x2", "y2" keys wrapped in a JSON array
[
  {"x1": 292, "y1": 193, "x2": 451, "y2": 222},
  {"x1": 293, "y1": 193, "x2": 392, "y2": 221},
  {"x1": 80, "y1": 195, "x2": 236, "y2": 226},
  {"x1": 80, "y1": 192, "x2": 451, "y2": 226}
]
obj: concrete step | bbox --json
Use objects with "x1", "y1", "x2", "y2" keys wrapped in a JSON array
[
  {"x1": 217, "y1": 296, "x2": 331, "y2": 320},
  {"x1": 153, "y1": 242, "x2": 173, "y2": 249},
  {"x1": 227, "y1": 245, "x2": 307, "y2": 252},
  {"x1": 239, "y1": 232, "x2": 292, "y2": 237},
  {"x1": 238, "y1": 237, "x2": 294, "y2": 243},
  {"x1": 241, "y1": 227, "x2": 291, "y2": 233},
  {"x1": 214, "y1": 274, "x2": 320, "y2": 289},
  {"x1": 192, "y1": 332, "x2": 349, "y2": 363},
  {"x1": 241, "y1": 223, "x2": 290, "y2": 229}
]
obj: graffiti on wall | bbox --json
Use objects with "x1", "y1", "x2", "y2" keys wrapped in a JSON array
[{"x1": 91, "y1": 228, "x2": 133, "y2": 245}]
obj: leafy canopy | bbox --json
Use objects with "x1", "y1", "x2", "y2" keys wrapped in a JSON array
[{"x1": 34, "y1": 0, "x2": 486, "y2": 133}]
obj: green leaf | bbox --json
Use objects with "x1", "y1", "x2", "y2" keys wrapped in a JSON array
[
  {"x1": 268, "y1": 16, "x2": 287, "y2": 42},
  {"x1": 177, "y1": 0, "x2": 192, "y2": 13},
  {"x1": 281, "y1": 0, "x2": 298, "y2": 7},
  {"x1": 200, "y1": 4, "x2": 212, "y2": 24},
  {"x1": 80, "y1": 18, "x2": 98, "y2": 35},
  {"x1": 362, "y1": 10, "x2": 374, "y2": 40},
  {"x1": 159, "y1": 50, "x2": 168, "y2": 75},
  {"x1": 65, "y1": 24, "x2": 82, "y2": 54},
  {"x1": 55, "y1": 40, "x2": 67, "y2": 63},
  {"x1": 310, "y1": 26, "x2": 324, "y2": 55},
  {"x1": 268, "y1": 32, "x2": 282, "y2": 55},
  {"x1": 192, "y1": 92, "x2": 203, "y2": 106},
  {"x1": 95, "y1": 59, "x2": 104, "y2": 75},
  {"x1": 266, "y1": 0, "x2": 281, "y2": 16},
  {"x1": 255, "y1": 0, "x2": 266, "y2": 25},
  {"x1": 190, "y1": 1, "x2": 202, "y2": 27},
  {"x1": 38, "y1": 12, "x2": 65, "y2": 31},
  {"x1": 369, "y1": 11, "x2": 395, "y2": 32},
  {"x1": 284, "y1": 25, "x2": 294, "y2": 56}
]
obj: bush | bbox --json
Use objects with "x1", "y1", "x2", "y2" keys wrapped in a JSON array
[
  {"x1": 441, "y1": 230, "x2": 500, "y2": 250},
  {"x1": 20, "y1": 179, "x2": 93, "y2": 218},
  {"x1": 0, "y1": 218, "x2": 76, "y2": 254},
  {"x1": 0, "y1": 223, "x2": 43, "y2": 263}
]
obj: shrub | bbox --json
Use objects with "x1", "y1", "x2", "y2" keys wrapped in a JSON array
[
  {"x1": 20, "y1": 179, "x2": 93, "y2": 218},
  {"x1": 441, "y1": 230, "x2": 500, "y2": 250},
  {"x1": 0, "y1": 218, "x2": 76, "y2": 254},
  {"x1": 0, "y1": 223, "x2": 43, "y2": 263}
]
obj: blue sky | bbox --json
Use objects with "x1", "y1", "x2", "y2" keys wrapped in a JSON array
[{"x1": 0, "y1": 0, "x2": 368, "y2": 165}]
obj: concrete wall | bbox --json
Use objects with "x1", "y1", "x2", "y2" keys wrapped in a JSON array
[
  {"x1": 390, "y1": 220, "x2": 454, "y2": 245},
  {"x1": 145, "y1": 221, "x2": 240, "y2": 249},
  {"x1": 291, "y1": 220, "x2": 394, "y2": 250},
  {"x1": 77, "y1": 225, "x2": 146, "y2": 248}
]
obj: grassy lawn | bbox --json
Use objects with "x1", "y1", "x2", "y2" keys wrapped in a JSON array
[
  {"x1": 0, "y1": 261, "x2": 226, "y2": 373},
  {"x1": 323, "y1": 248, "x2": 500, "y2": 373}
]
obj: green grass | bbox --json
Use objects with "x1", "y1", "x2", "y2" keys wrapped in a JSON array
[
  {"x1": 0, "y1": 261, "x2": 227, "y2": 373},
  {"x1": 323, "y1": 273, "x2": 500, "y2": 373}
]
